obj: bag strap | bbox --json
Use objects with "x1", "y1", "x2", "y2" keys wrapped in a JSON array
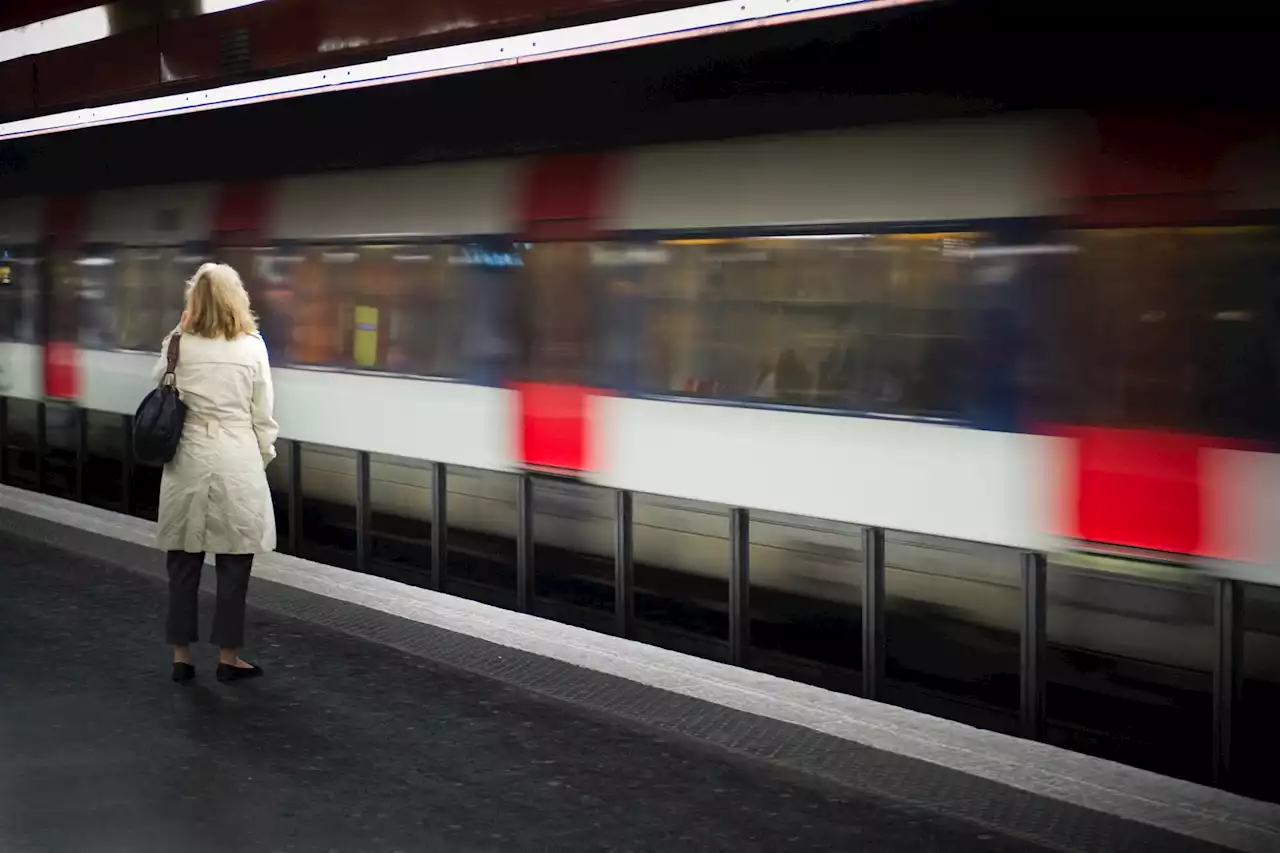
[{"x1": 163, "y1": 332, "x2": 182, "y2": 384}]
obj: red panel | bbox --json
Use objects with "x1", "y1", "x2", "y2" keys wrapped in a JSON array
[
  {"x1": 0, "y1": 58, "x2": 35, "y2": 118},
  {"x1": 44, "y1": 341, "x2": 80, "y2": 401},
  {"x1": 42, "y1": 195, "x2": 88, "y2": 248},
  {"x1": 518, "y1": 152, "x2": 619, "y2": 240},
  {"x1": 36, "y1": 28, "x2": 159, "y2": 108},
  {"x1": 1070, "y1": 110, "x2": 1273, "y2": 226},
  {"x1": 513, "y1": 382, "x2": 592, "y2": 472},
  {"x1": 1056, "y1": 425, "x2": 1211, "y2": 556},
  {"x1": 42, "y1": 194, "x2": 88, "y2": 401},
  {"x1": 213, "y1": 181, "x2": 273, "y2": 245}
]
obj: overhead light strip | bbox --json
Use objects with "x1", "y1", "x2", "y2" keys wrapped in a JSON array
[{"x1": 0, "y1": 0, "x2": 928, "y2": 143}]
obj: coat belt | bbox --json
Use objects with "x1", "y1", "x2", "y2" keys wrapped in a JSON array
[{"x1": 186, "y1": 416, "x2": 252, "y2": 437}]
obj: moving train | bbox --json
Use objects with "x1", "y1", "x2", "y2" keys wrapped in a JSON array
[{"x1": 2, "y1": 108, "x2": 1279, "y2": 682}]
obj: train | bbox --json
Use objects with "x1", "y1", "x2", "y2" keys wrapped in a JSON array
[{"x1": 2, "y1": 108, "x2": 1280, "y2": 687}]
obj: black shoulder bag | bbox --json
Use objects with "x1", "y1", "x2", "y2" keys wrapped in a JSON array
[{"x1": 134, "y1": 333, "x2": 188, "y2": 465}]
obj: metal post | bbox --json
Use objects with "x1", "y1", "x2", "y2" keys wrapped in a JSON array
[
  {"x1": 35, "y1": 401, "x2": 46, "y2": 493},
  {"x1": 0, "y1": 396, "x2": 9, "y2": 485},
  {"x1": 729, "y1": 507, "x2": 750, "y2": 665},
  {"x1": 862, "y1": 526, "x2": 886, "y2": 700},
  {"x1": 613, "y1": 490, "x2": 634, "y2": 638},
  {"x1": 431, "y1": 461, "x2": 447, "y2": 591},
  {"x1": 287, "y1": 439, "x2": 303, "y2": 556},
  {"x1": 74, "y1": 407, "x2": 88, "y2": 503},
  {"x1": 516, "y1": 474, "x2": 534, "y2": 612},
  {"x1": 1213, "y1": 577, "x2": 1243, "y2": 788},
  {"x1": 1020, "y1": 551, "x2": 1048, "y2": 741},
  {"x1": 120, "y1": 414, "x2": 134, "y2": 514},
  {"x1": 355, "y1": 450, "x2": 371, "y2": 574}
]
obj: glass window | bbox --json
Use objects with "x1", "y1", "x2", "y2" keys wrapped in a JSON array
[
  {"x1": 262, "y1": 243, "x2": 477, "y2": 376},
  {"x1": 47, "y1": 250, "x2": 82, "y2": 345},
  {"x1": 0, "y1": 248, "x2": 39, "y2": 342},
  {"x1": 639, "y1": 233, "x2": 987, "y2": 420},
  {"x1": 228, "y1": 247, "x2": 297, "y2": 363},
  {"x1": 112, "y1": 248, "x2": 198, "y2": 350},
  {"x1": 511, "y1": 242, "x2": 598, "y2": 386},
  {"x1": 1054, "y1": 227, "x2": 1280, "y2": 440},
  {"x1": 75, "y1": 249, "x2": 116, "y2": 348}
]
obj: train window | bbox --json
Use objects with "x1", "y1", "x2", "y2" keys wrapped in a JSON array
[
  {"x1": 74, "y1": 250, "x2": 116, "y2": 348},
  {"x1": 265, "y1": 243, "x2": 471, "y2": 376},
  {"x1": 512, "y1": 243, "x2": 598, "y2": 386},
  {"x1": 46, "y1": 251, "x2": 83, "y2": 346},
  {"x1": 1055, "y1": 227, "x2": 1280, "y2": 441},
  {"x1": 112, "y1": 248, "x2": 196, "y2": 351},
  {"x1": 510, "y1": 241, "x2": 668, "y2": 389},
  {"x1": 0, "y1": 248, "x2": 39, "y2": 342},
  {"x1": 224, "y1": 247, "x2": 295, "y2": 362},
  {"x1": 587, "y1": 243, "x2": 670, "y2": 390},
  {"x1": 639, "y1": 233, "x2": 987, "y2": 419}
]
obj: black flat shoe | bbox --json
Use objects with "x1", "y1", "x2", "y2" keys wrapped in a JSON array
[
  {"x1": 172, "y1": 662, "x2": 196, "y2": 683},
  {"x1": 217, "y1": 662, "x2": 263, "y2": 683}
]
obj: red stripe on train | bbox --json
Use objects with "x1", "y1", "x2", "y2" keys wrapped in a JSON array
[
  {"x1": 511, "y1": 153, "x2": 618, "y2": 472},
  {"x1": 42, "y1": 194, "x2": 88, "y2": 400},
  {"x1": 1056, "y1": 426, "x2": 1207, "y2": 556},
  {"x1": 213, "y1": 181, "x2": 273, "y2": 245},
  {"x1": 512, "y1": 383, "x2": 594, "y2": 473},
  {"x1": 518, "y1": 153, "x2": 619, "y2": 241}
]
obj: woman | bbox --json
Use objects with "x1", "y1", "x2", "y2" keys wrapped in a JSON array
[{"x1": 155, "y1": 263, "x2": 279, "y2": 684}]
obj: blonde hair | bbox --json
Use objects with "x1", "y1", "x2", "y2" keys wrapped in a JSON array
[{"x1": 181, "y1": 262, "x2": 257, "y2": 340}]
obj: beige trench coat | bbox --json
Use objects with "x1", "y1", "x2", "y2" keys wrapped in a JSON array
[{"x1": 154, "y1": 330, "x2": 280, "y2": 554}]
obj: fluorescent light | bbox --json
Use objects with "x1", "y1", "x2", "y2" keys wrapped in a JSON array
[
  {"x1": 762, "y1": 233, "x2": 871, "y2": 240},
  {"x1": 0, "y1": 0, "x2": 929, "y2": 142},
  {"x1": 201, "y1": 0, "x2": 270, "y2": 12},
  {"x1": 952, "y1": 245, "x2": 1081, "y2": 258},
  {"x1": 0, "y1": 5, "x2": 110, "y2": 63}
]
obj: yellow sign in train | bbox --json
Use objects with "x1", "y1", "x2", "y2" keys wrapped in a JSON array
[{"x1": 354, "y1": 305, "x2": 378, "y2": 368}]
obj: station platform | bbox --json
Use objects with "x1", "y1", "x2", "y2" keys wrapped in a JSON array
[{"x1": 2, "y1": 486, "x2": 1278, "y2": 853}]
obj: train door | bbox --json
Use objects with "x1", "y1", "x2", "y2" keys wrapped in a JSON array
[
  {"x1": 511, "y1": 153, "x2": 619, "y2": 475},
  {"x1": 41, "y1": 197, "x2": 87, "y2": 401},
  {"x1": 511, "y1": 241, "x2": 598, "y2": 473},
  {"x1": 1050, "y1": 111, "x2": 1280, "y2": 561}
]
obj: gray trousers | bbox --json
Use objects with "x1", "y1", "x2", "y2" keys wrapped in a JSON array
[{"x1": 165, "y1": 551, "x2": 255, "y2": 648}]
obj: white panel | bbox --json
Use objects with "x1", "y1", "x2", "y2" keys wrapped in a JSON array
[
  {"x1": 0, "y1": 342, "x2": 42, "y2": 400},
  {"x1": 590, "y1": 396, "x2": 1055, "y2": 549},
  {"x1": 86, "y1": 184, "x2": 218, "y2": 245},
  {"x1": 272, "y1": 369, "x2": 510, "y2": 470},
  {"x1": 0, "y1": 7, "x2": 110, "y2": 63},
  {"x1": 1204, "y1": 448, "x2": 1280, "y2": 573},
  {"x1": 615, "y1": 114, "x2": 1068, "y2": 230},
  {"x1": 0, "y1": 197, "x2": 43, "y2": 245},
  {"x1": 81, "y1": 350, "x2": 156, "y2": 413},
  {"x1": 78, "y1": 352, "x2": 512, "y2": 471},
  {"x1": 271, "y1": 160, "x2": 518, "y2": 240}
]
